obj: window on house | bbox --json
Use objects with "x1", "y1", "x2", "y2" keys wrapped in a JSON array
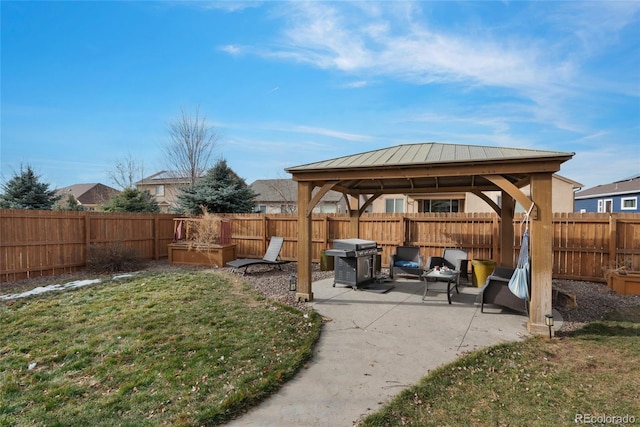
[
  {"x1": 280, "y1": 204, "x2": 296, "y2": 213},
  {"x1": 155, "y1": 185, "x2": 165, "y2": 196},
  {"x1": 423, "y1": 199, "x2": 462, "y2": 213},
  {"x1": 321, "y1": 203, "x2": 337, "y2": 213},
  {"x1": 255, "y1": 205, "x2": 266, "y2": 213},
  {"x1": 385, "y1": 198, "x2": 404, "y2": 213},
  {"x1": 598, "y1": 199, "x2": 613, "y2": 213},
  {"x1": 621, "y1": 197, "x2": 637, "y2": 210}
]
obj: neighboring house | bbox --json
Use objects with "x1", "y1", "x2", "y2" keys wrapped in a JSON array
[
  {"x1": 136, "y1": 171, "x2": 201, "y2": 213},
  {"x1": 370, "y1": 174, "x2": 582, "y2": 213},
  {"x1": 56, "y1": 183, "x2": 119, "y2": 211},
  {"x1": 251, "y1": 179, "x2": 346, "y2": 213},
  {"x1": 574, "y1": 175, "x2": 640, "y2": 213}
]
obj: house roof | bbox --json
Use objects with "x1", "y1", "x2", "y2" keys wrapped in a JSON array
[
  {"x1": 251, "y1": 179, "x2": 343, "y2": 203},
  {"x1": 574, "y1": 175, "x2": 640, "y2": 199},
  {"x1": 136, "y1": 170, "x2": 204, "y2": 185},
  {"x1": 56, "y1": 183, "x2": 119, "y2": 205},
  {"x1": 552, "y1": 174, "x2": 583, "y2": 190}
]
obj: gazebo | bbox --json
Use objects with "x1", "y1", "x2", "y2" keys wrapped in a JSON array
[{"x1": 286, "y1": 142, "x2": 574, "y2": 335}]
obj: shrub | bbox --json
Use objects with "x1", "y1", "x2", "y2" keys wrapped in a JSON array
[{"x1": 86, "y1": 242, "x2": 141, "y2": 273}]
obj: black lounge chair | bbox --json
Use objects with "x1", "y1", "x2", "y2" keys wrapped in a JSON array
[
  {"x1": 226, "y1": 237, "x2": 289, "y2": 275},
  {"x1": 479, "y1": 266, "x2": 529, "y2": 315}
]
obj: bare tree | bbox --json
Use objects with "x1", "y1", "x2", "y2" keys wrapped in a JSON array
[
  {"x1": 164, "y1": 106, "x2": 218, "y2": 187},
  {"x1": 264, "y1": 178, "x2": 297, "y2": 213},
  {"x1": 107, "y1": 153, "x2": 145, "y2": 190}
]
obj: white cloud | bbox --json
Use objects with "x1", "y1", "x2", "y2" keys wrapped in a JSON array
[
  {"x1": 195, "y1": 1, "x2": 263, "y2": 12},
  {"x1": 289, "y1": 125, "x2": 373, "y2": 142},
  {"x1": 220, "y1": 44, "x2": 242, "y2": 56},
  {"x1": 250, "y1": 2, "x2": 636, "y2": 115},
  {"x1": 341, "y1": 80, "x2": 369, "y2": 89}
]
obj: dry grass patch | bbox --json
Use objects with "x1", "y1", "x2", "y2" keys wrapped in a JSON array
[{"x1": 0, "y1": 270, "x2": 321, "y2": 426}]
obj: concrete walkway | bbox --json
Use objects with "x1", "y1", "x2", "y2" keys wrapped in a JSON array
[{"x1": 227, "y1": 277, "x2": 529, "y2": 426}]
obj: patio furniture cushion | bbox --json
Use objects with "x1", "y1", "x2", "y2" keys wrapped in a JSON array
[
  {"x1": 394, "y1": 260, "x2": 420, "y2": 268},
  {"x1": 389, "y1": 246, "x2": 423, "y2": 279}
]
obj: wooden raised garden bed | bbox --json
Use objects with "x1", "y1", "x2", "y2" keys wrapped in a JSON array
[
  {"x1": 607, "y1": 271, "x2": 640, "y2": 296},
  {"x1": 168, "y1": 242, "x2": 236, "y2": 268},
  {"x1": 169, "y1": 215, "x2": 236, "y2": 268}
]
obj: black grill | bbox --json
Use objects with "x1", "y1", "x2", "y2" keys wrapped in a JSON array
[{"x1": 325, "y1": 239, "x2": 381, "y2": 289}]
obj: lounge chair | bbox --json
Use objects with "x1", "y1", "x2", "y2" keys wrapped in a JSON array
[
  {"x1": 389, "y1": 246, "x2": 423, "y2": 279},
  {"x1": 479, "y1": 266, "x2": 529, "y2": 315},
  {"x1": 226, "y1": 237, "x2": 289, "y2": 275}
]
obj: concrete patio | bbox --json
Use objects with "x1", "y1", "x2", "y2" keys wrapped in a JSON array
[{"x1": 227, "y1": 276, "x2": 529, "y2": 426}]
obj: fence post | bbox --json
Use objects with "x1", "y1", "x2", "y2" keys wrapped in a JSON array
[
  {"x1": 492, "y1": 214, "x2": 500, "y2": 263},
  {"x1": 263, "y1": 215, "x2": 268, "y2": 250},
  {"x1": 609, "y1": 214, "x2": 617, "y2": 269},
  {"x1": 84, "y1": 212, "x2": 91, "y2": 268},
  {"x1": 323, "y1": 215, "x2": 329, "y2": 250},
  {"x1": 154, "y1": 215, "x2": 159, "y2": 260}
]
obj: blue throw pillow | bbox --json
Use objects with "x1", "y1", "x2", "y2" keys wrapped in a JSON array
[{"x1": 394, "y1": 260, "x2": 419, "y2": 268}]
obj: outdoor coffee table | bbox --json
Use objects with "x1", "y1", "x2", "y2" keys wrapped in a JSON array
[{"x1": 421, "y1": 269, "x2": 461, "y2": 304}]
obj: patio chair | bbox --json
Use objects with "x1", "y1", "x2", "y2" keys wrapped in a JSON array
[
  {"x1": 426, "y1": 248, "x2": 469, "y2": 281},
  {"x1": 479, "y1": 266, "x2": 529, "y2": 315},
  {"x1": 389, "y1": 246, "x2": 423, "y2": 279},
  {"x1": 226, "y1": 237, "x2": 289, "y2": 275}
]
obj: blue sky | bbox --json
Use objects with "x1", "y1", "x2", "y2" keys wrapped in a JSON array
[{"x1": 1, "y1": 1, "x2": 639, "y2": 191}]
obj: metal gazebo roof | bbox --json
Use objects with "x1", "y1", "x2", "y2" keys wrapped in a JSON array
[{"x1": 286, "y1": 142, "x2": 574, "y2": 196}]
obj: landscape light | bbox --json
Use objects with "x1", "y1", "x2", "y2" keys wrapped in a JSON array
[{"x1": 545, "y1": 313, "x2": 554, "y2": 339}]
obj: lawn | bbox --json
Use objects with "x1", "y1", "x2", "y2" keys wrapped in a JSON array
[
  {"x1": 0, "y1": 270, "x2": 322, "y2": 426},
  {"x1": 360, "y1": 306, "x2": 640, "y2": 427}
]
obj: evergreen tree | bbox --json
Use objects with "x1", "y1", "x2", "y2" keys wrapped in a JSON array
[
  {"x1": 101, "y1": 188, "x2": 160, "y2": 213},
  {"x1": 53, "y1": 194, "x2": 86, "y2": 211},
  {"x1": 177, "y1": 159, "x2": 256, "y2": 214},
  {"x1": 0, "y1": 165, "x2": 61, "y2": 210}
]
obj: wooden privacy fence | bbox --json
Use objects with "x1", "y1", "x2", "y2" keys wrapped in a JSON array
[
  {"x1": 223, "y1": 212, "x2": 640, "y2": 283},
  {"x1": 1, "y1": 210, "x2": 175, "y2": 282},
  {"x1": 2, "y1": 210, "x2": 639, "y2": 283}
]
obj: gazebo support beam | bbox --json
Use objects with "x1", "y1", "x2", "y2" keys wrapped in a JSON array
[
  {"x1": 305, "y1": 181, "x2": 339, "y2": 217},
  {"x1": 347, "y1": 195, "x2": 360, "y2": 238},
  {"x1": 471, "y1": 190, "x2": 502, "y2": 216},
  {"x1": 359, "y1": 193, "x2": 381, "y2": 215},
  {"x1": 500, "y1": 192, "x2": 515, "y2": 268},
  {"x1": 483, "y1": 175, "x2": 538, "y2": 219},
  {"x1": 528, "y1": 173, "x2": 554, "y2": 335},
  {"x1": 296, "y1": 181, "x2": 314, "y2": 302}
]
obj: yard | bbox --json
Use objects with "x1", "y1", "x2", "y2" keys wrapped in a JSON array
[
  {"x1": 0, "y1": 268, "x2": 322, "y2": 426},
  {"x1": 2, "y1": 262, "x2": 639, "y2": 426}
]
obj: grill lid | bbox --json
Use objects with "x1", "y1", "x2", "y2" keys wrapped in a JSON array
[{"x1": 333, "y1": 238, "x2": 377, "y2": 251}]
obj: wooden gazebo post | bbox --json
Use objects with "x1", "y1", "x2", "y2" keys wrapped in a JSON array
[
  {"x1": 348, "y1": 195, "x2": 360, "y2": 238},
  {"x1": 500, "y1": 191, "x2": 515, "y2": 267},
  {"x1": 296, "y1": 181, "x2": 314, "y2": 301},
  {"x1": 528, "y1": 173, "x2": 554, "y2": 335}
]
